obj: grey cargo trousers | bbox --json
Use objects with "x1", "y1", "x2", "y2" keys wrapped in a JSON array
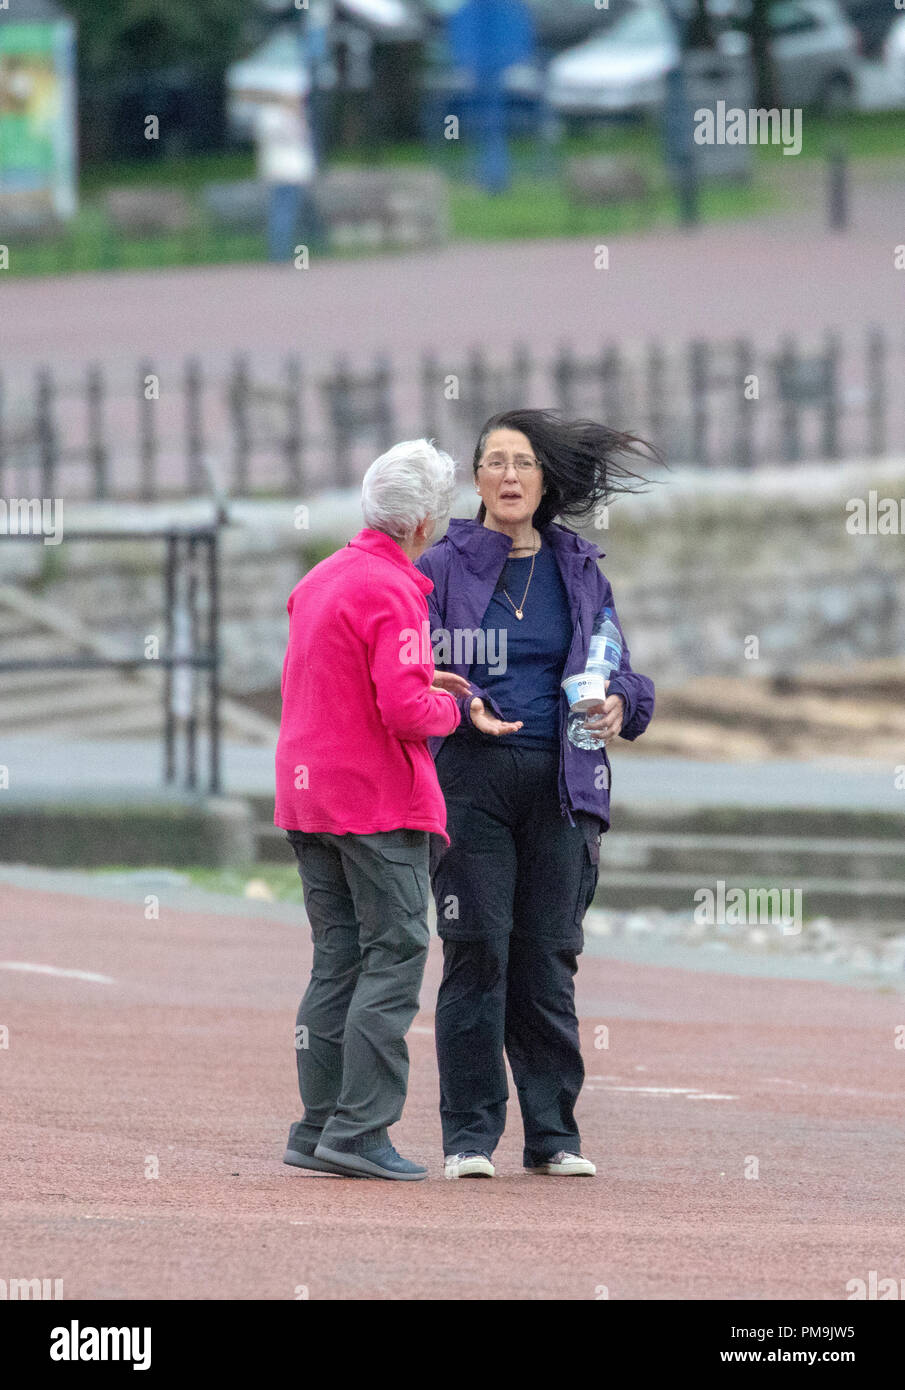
[{"x1": 286, "y1": 826, "x2": 431, "y2": 1154}]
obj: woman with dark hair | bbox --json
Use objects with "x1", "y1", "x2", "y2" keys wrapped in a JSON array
[{"x1": 416, "y1": 409, "x2": 655, "y2": 1180}]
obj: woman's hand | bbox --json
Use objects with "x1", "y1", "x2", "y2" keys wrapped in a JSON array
[
  {"x1": 582, "y1": 683, "x2": 625, "y2": 742},
  {"x1": 470, "y1": 697, "x2": 523, "y2": 737},
  {"x1": 430, "y1": 671, "x2": 473, "y2": 698}
]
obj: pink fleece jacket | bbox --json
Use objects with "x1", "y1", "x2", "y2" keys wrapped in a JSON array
[{"x1": 274, "y1": 528, "x2": 460, "y2": 842}]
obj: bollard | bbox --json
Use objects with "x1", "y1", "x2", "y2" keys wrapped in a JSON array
[{"x1": 828, "y1": 145, "x2": 848, "y2": 231}]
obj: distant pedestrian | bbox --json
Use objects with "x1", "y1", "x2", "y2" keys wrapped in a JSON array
[
  {"x1": 254, "y1": 87, "x2": 320, "y2": 262},
  {"x1": 275, "y1": 439, "x2": 470, "y2": 1181}
]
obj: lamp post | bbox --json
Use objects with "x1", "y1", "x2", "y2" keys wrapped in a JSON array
[
  {"x1": 661, "y1": 0, "x2": 699, "y2": 227},
  {"x1": 294, "y1": 0, "x2": 333, "y2": 168},
  {"x1": 296, "y1": 0, "x2": 330, "y2": 251}
]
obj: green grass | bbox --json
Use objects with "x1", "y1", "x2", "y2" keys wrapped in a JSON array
[
  {"x1": 5, "y1": 111, "x2": 903, "y2": 277},
  {"x1": 9, "y1": 198, "x2": 269, "y2": 278},
  {"x1": 79, "y1": 149, "x2": 257, "y2": 197},
  {"x1": 181, "y1": 863, "x2": 303, "y2": 900},
  {"x1": 448, "y1": 169, "x2": 779, "y2": 241},
  {"x1": 367, "y1": 110, "x2": 905, "y2": 170},
  {"x1": 792, "y1": 110, "x2": 905, "y2": 160},
  {"x1": 94, "y1": 862, "x2": 303, "y2": 901}
]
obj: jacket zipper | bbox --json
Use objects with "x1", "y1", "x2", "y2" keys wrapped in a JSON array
[{"x1": 559, "y1": 582, "x2": 582, "y2": 827}]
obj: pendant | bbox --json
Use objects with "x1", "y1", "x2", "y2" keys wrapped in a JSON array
[{"x1": 515, "y1": 609, "x2": 523, "y2": 620}]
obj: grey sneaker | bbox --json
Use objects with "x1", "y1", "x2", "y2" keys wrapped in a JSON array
[
  {"x1": 283, "y1": 1145, "x2": 367, "y2": 1177},
  {"x1": 283, "y1": 1122, "x2": 367, "y2": 1177},
  {"x1": 314, "y1": 1142, "x2": 428, "y2": 1181}
]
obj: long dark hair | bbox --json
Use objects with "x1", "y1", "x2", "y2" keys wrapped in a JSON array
[{"x1": 473, "y1": 408, "x2": 655, "y2": 530}]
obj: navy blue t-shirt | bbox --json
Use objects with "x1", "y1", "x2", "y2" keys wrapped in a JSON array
[{"x1": 467, "y1": 541, "x2": 573, "y2": 749}]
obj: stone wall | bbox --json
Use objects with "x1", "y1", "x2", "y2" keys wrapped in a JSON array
[
  {"x1": 2, "y1": 460, "x2": 902, "y2": 702},
  {"x1": 599, "y1": 460, "x2": 905, "y2": 684}
]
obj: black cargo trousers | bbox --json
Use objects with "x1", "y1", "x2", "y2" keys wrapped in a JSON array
[{"x1": 429, "y1": 732, "x2": 601, "y2": 1166}]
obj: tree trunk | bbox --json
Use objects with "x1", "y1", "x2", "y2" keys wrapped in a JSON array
[
  {"x1": 750, "y1": 0, "x2": 780, "y2": 109},
  {"x1": 687, "y1": 0, "x2": 716, "y2": 49}
]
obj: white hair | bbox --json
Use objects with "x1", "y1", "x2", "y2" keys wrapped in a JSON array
[{"x1": 361, "y1": 438, "x2": 457, "y2": 541}]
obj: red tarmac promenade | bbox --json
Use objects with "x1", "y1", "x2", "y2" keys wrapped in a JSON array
[{"x1": 1, "y1": 879, "x2": 902, "y2": 1300}]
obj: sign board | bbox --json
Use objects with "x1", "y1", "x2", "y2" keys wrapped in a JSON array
[{"x1": 0, "y1": 5, "x2": 77, "y2": 218}]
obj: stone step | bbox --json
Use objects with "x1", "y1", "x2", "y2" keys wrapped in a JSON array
[
  {"x1": 0, "y1": 674, "x2": 160, "y2": 728},
  {"x1": 251, "y1": 815, "x2": 905, "y2": 917},
  {"x1": 0, "y1": 583, "x2": 129, "y2": 661},
  {"x1": 591, "y1": 872, "x2": 905, "y2": 922},
  {"x1": 0, "y1": 666, "x2": 113, "y2": 693},
  {"x1": 249, "y1": 796, "x2": 905, "y2": 843},
  {"x1": 257, "y1": 821, "x2": 291, "y2": 862},
  {"x1": 601, "y1": 831, "x2": 905, "y2": 881},
  {"x1": 613, "y1": 802, "x2": 905, "y2": 841},
  {"x1": 23, "y1": 701, "x2": 172, "y2": 740},
  {"x1": 0, "y1": 608, "x2": 38, "y2": 640},
  {"x1": 13, "y1": 691, "x2": 275, "y2": 743},
  {"x1": 0, "y1": 582, "x2": 278, "y2": 746},
  {"x1": 0, "y1": 631, "x2": 117, "y2": 661}
]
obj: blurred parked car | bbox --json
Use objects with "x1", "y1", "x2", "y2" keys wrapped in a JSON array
[
  {"x1": 546, "y1": 0, "x2": 861, "y2": 121},
  {"x1": 841, "y1": 0, "x2": 901, "y2": 60},
  {"x1": 521, "y1": 0, "x2": 627, "y2": 52}
]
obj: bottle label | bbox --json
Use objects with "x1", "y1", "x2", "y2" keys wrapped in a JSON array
[{"x1": 588, "y1": 635, "x2": 622, "y2": 675}]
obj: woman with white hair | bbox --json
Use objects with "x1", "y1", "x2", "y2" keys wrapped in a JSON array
[{"x1": 275, "y1": 439, "x2": 471, "y2": 1181}]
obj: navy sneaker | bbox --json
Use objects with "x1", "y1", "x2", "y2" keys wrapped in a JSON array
[{"x1": 314, "y1": 1141, "x2": 428, "y2": 1181}]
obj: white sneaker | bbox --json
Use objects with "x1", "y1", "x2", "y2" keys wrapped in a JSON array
[
  {"x1": 527, "y1": 1151, "x2": 596, "y2": 1176},
  {"x1": 444, "y1": 1151, "x2": 495, "y2": 1179}
]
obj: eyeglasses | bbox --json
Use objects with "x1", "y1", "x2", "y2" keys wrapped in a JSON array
[{"x1": 478, "y1": 458, "x2": 541, "y2": 474}]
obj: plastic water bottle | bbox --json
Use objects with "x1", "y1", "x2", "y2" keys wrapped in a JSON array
[{"x1": 566, "y1": 608, "x2": 622, "y2": 750}]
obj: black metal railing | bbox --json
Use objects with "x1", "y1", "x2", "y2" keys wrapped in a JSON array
[
  {"x1": 1, "y1": 329, "x2": 900, "y2": 501},
  {"x1": 0, "y1": 524, "x2": 223, "y2": 795}
]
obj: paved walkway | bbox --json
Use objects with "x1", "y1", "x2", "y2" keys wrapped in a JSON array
[
  {"x1": 1, "y1": 874, "x2": 902, "y2": 1299},
  {"x1": 2, "y1": 737, "x2": 901, "y2": 811},
  {"x1": 3, "y1": 180, "x2": 905, "y2": 376}
]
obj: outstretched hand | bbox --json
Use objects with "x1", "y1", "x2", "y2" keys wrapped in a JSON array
[{"x1": 470, "y1": 697, "x2": 523, "y2": 738}]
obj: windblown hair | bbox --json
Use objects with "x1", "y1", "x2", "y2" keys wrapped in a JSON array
[
  {"x1": 473, "y1": 408, "x2": 655, "y2": 529},
  {"x1": 361, "y1": 438, "x2": 457, "y2": 541}
]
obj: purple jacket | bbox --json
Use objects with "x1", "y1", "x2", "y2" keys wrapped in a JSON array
[{"x1": 415, "y1": 517, "x2": 655, "y2": 831}]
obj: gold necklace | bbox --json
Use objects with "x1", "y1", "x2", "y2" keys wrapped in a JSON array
[{"x1": 501, "y1": 536, "x2": 539, "y2": 620}]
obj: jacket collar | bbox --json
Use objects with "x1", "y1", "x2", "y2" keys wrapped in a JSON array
[
  {"x1": 441, "y1": 516, "x2": 605, "y2": 570},
  {"x1": 348, "y1": 527, "x2": 433, "y2": 594}
]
